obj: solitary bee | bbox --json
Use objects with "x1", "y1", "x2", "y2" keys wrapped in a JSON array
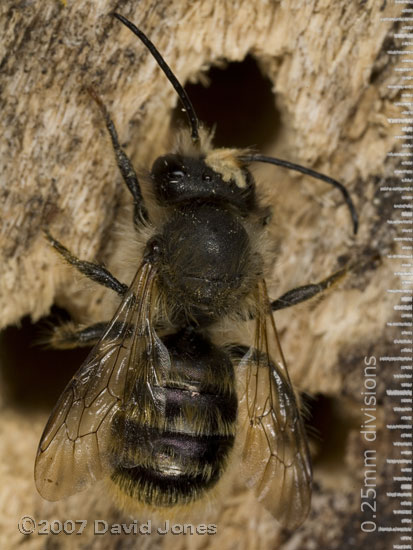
[{"x1": 35, "y1": 13, "x2": 358, "y2": 529}]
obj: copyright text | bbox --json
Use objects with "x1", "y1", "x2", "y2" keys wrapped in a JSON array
[{"x1": 18, "y1": 516, "x2": 217, "y2": 536}]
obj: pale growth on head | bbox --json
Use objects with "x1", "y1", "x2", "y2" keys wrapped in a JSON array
[
  {"x1": 173, "y1": 127, "x2": 251, "y2": 189},
  {"x1": 205, "y1": 148, "x2": 250, "y2": 189}
]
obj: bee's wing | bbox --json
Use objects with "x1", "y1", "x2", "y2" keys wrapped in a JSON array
[
  {"x1": 238, "y1": 280, "x2": 312, "y2": 529},
  {"x1": 34, "y1": 261, "x2": 168, "y2": 500}
]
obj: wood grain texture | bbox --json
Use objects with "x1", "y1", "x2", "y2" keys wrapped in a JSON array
[{"x1": 0, "y1": 1, "x2": 405, "y2": 549}]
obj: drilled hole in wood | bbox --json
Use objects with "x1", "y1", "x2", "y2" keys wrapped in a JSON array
[
  {"x1": 306, "y1": 393, "x2": 358, "y2": 470},
  {"x1": 0, "y1": 307, "x2": 90, "y2": 411},
  {"x1": 173, "y1": 55, "x2": 280, "y2": 149}
]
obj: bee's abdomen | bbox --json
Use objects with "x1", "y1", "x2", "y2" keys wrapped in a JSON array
[
  {"x1": 112, "y1": 426, "x2": 235, "y2": 506},
  {"x1": 110, "y1": 329, "x2": 237, "y2": 507}
]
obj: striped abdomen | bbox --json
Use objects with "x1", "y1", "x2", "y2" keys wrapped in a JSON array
[{"x1": 111, "y1": 329, "x2": 237, "y2": 507}]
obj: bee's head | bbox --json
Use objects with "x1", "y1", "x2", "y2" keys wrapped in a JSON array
[
  {"x1": 112, "y1": 14, "x2": 255, "y2": 216},
  {"x1": 151, "y1": 150, "x2": 256, "y2": 214}
]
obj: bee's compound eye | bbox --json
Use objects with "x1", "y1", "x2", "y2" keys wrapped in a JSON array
[
  {"x1": 152, "y1": 155, "x2": 186, "y2": 181},
  {"x1": 152, "y1": 154, "x2": 190, "y2": 205},
  {"x1": 202, "y1": 173, "x2": 212, "y2": 182},
  {"x1": 168, "y1": 169, "x2": 185, "y2": 182}
]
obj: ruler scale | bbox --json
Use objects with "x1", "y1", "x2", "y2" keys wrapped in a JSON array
[{"x1": 376, "y1": 6, "x2": 413, "y2": 548}]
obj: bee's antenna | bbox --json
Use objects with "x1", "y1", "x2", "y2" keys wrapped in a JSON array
[
  {"x1": 242, "y1": 154, "x2": 358, "y2": 234},
  {"x1": 112, "y1": 13, "x2": 200, "y2": 145}
]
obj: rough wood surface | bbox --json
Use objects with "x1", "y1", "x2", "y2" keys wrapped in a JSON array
[{"x1": 0, "y1": 1, "x2": 405, "y2": 549}]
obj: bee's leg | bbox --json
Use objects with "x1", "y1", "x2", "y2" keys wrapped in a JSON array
[
  {"x1": 49, "y1": 321, "x2": 109, "y2": 349},
  {"x1": 88, "y1": 87, "x2": 149, "y2": 228},
  {"x1": 48, "y1": 320, "x2": 133, "y2": 349},
  {"x1": 45, "y1": 231, "x2": 128, "y2": 296},
  {"x1": 271, "y1": 268, "x2": 347, "y2": 311}
]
